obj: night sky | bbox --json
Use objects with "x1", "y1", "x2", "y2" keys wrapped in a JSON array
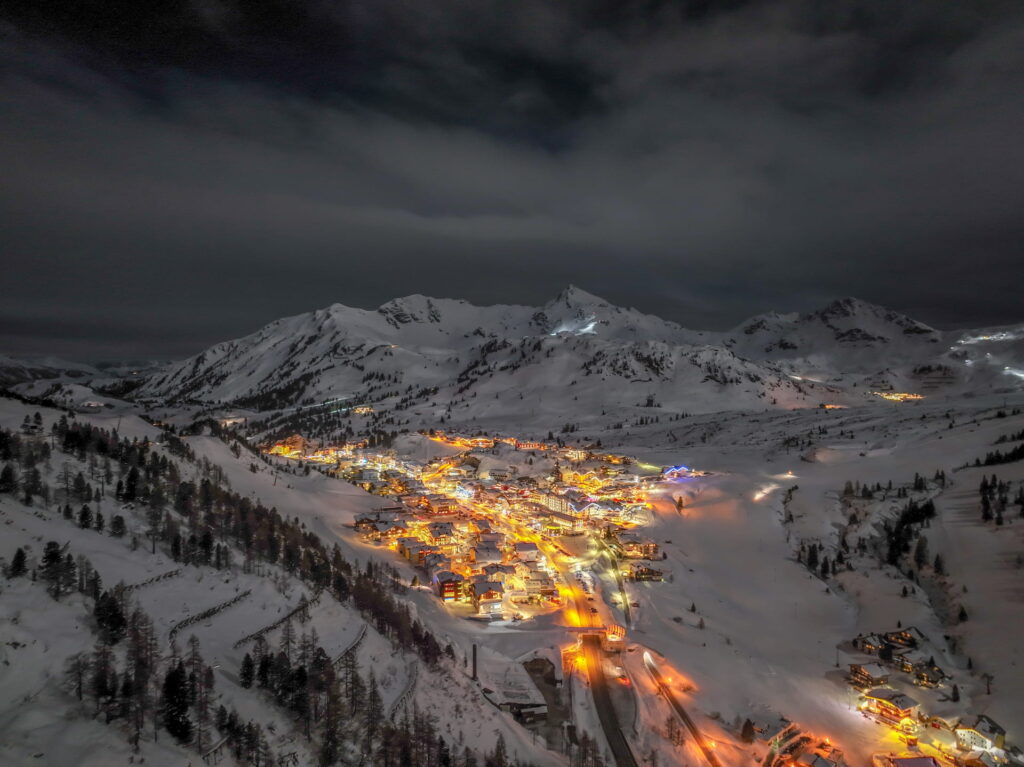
[{"x1": 2, "y1": 1, "x2": 1023, "y2": 360}]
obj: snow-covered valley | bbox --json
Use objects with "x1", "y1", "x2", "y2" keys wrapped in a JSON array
[{"x1": 2, "y1": 292, "x2": 1024, "y2": 767}]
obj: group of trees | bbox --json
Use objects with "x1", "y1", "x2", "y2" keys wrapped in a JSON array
[
  {"x1": 978, "y1": 473, "x2": 1024, "y2": 525},
  {"x1": 974, "y1": 428, "x2": 1024, "y2": 467},
  {"x1": 798, "y1": 540, "x2": 847, "y2": 579},
  {"x1": 884, "y1": 498, "x2": 937, "y2": 568},
  {"x1": 0, "y1": 420, "x2": 52, "y2": 504}
]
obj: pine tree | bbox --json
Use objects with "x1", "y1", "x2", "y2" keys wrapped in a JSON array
[
  {"x1": 162, "y1": 661, "x2": 193, "y2": 743},
  {"x1": 741, "y1": 718, "x2": 756, "y2": 743},
  {"x1": 95, "y1": 591, "x2": 127, "y2": 645},
  {"x1": 933, "y1": 554, "x2": 945, "y2": 575},
  {"x1": 280, "y1": 617, "x2": 295, "y2": 663},
  {"x1": 363, "y1": 671, "x2": 383, "y2": 754},
  {"x1": 240, "y1": 652, "x2": 255, "y2": 689},
  {"x1": 40, "y1": 541, "x2": 64, "y2": 598},
  {"x1": 9, "y1": 547, "x2": 27, "y2": 578},
  {"x1": 0, "y1": 463, "x2": 16, "y2": 493},
  {"x1": 61, "y1": 553, "x2": 77, "y2": 597}
]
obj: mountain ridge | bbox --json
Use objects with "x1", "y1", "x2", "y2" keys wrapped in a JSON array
[{"x1": 130, "y1": 289, "x2": 1024, "y2": 423}]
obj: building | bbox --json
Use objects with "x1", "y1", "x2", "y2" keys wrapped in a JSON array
[
  {"x1": 268, "y1": 434, "x2": 309, "y2": 457},
  {"x1": 427, "y1": 521, "x2": 455, "y2": 545},
  {"x1": 513, "y1": 542, "x2": 540, "y2": 562},
  {"x1": 752, "y1": 716, "x2": 798, "y2": 748},
  {"x1": 433, "y1": 571, "x2": 464, "y2": 602},
  {"x1": 955, "y1": 715, "x2": 1006, "y2": 752},
  {"x1": 614, "y1": 532, "x2": 660, "y2": 559},
  {"x1": 861, "y1": 687, "x2": 920, "y2": 723},
  {"x1": 627, "y1": 562, "x2": 664, "y2": 581},
  {"x1": 515, "y1": 440, "x2": 548, "y2": 451},
  {"x1": 884, "y1": 626, "x2": 929, "y2": 648},
  {"x1": 854, "y1": 633, "x2": 889, "y2": 655},
  {"x1": 470, "y1": 543, "x2": 503, "y2": 566},
  {"x1": 471, "y1": 582, "x2": 504, "y2": 615},
  {"x1": 849, "y1": 662, "x2": 889, "y2": 688}
]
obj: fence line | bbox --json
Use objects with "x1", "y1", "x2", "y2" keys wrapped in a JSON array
[
  {"x1": 169, "y1": 589, "x2": 252, "y2": 641},
  {"x1": 124, "y1": 568, "x2": 182, "y2": 593},
  {"x1": 232, "y1": 588, "x2": 324, "y2": 649}
]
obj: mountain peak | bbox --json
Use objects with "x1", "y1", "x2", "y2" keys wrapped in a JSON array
[
  {"x1": 377, "y1": 294, "x2": 443, "y2": 325},
  {"x1": 550, "y1": 285, "x2": 610, "y2": 307}
]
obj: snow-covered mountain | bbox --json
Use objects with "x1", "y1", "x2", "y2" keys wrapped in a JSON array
[
  {"x1": 0, "y1": 354, "x2": 101, "y2": 387},
  {"x1": 136, "y1": 289, "x2": 1024, "y2": 422}
]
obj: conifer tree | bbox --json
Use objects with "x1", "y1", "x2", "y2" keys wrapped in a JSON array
[
  {"x1": 9, "y1": 547, "x2": 27, "y2": 578},
  {"x1": 240, "y1": 652, "x2": 255, "y2": 689},
  {"x1": 162, "y1": 661, "x2": 193, "y2": 743}
]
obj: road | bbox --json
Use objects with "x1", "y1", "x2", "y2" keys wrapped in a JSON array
[
  {"x1": 643, "y1": 652, "x2": 721, "y2": 767},
  {"x1": 581, "y1": 634, "x2": 638, "y2": 767}
]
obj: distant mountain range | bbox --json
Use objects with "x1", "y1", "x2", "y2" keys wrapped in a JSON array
[{"x1": 126, "y1": 288, "x2": 1024, "y2": 426}]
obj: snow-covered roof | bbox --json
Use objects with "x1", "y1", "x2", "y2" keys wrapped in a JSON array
[
  {"x1": 851, "y1": 662, "x2": 888, "y2": 677},
  {"x1": 865, "y1": 687, "x2": 918, "y2": 710},
  {"x1": 471, "y1": 581, "x2": 503, "y2": 596},
  {"x1": 958, "y1": 714, "x2": 1006, "y2": 739}
]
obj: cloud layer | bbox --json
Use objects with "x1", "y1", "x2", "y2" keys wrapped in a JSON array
[{"x1": 1, "y1": 0, "x2": 1023, "y2": 358}]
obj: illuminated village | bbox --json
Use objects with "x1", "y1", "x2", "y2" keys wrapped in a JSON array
[{"x1": 269, "y1": 430, "x2": 667, "y2": 620}]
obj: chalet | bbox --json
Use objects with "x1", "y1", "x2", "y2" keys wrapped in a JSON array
[
  {"x1": 367, "y1": 519, "x2": 409, "y2": 540},
  {"x1": 427, "y1": 521, "x2": 455, "y2": 544},
  {"x1": 513, "y1": 542, "x2": 540, "y2": 562},
  {"x1": 524, "y1": 573, "x2": 557, "y2": 597},
  {"x1": 848, "y1": 662, "x2": 889, "y2": 688},
  {"x1": 884, "y1": 626, "x2": 929, "y2": 648},
  {"x1": 853, "y1": 633, "x2": 889, "y2": 655},
  {"x1": 423, "y1": 494, "x2": 457, "y2": 514},
  {"x1": 861, "y1": 687, "x2": 920, "y2": 722},
  {"x1": 478, "y1": 532, "x2": 506, "y2": 548},
  {"x1": 481, "y1": 563, "x2": 516, "y2": 583},
  {"x1": 514, "y1": 440, "x2": 548, "y2": 451},
  {"x1": 422, "y1": 552, "x2": 452, "y2": 574},
  {"x1": 627, "y1": 562, "x2": 663, "y2": 581},
  {"x1": 891, "y1": 649, "x2": 946, "y2": 686},
  {"x1": 471, "y1": 581, "x2": 504, "y2": 615},
  {"x1": 956, "y1": 715, "x2": 1006, "y2": 752},
  {"x1": 432, "y1": 571, "x2": 464, "y2": 602},
  {"x1": 468, "y1": 437, "x2": 494, "y2": 449},
  {"x1": 614, "y1": 532, "x2": 660, "y2": 560},
  {"x1": 395, "y1": 537, "x2": 423, "y2": 558},
  {"x1": 752, "y1": 716, "x2": 797, "y2": 747},
  {"x1": 954, "y1": 753, "x2": 1000, "y2": 767},
  {"x1": 471, "y1": 543, "x2": 503, "y2": 566}
]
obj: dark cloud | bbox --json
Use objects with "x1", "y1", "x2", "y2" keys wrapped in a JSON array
[{"x1": 1, "y1": 1, "x2": 1023, "y2": 359}]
